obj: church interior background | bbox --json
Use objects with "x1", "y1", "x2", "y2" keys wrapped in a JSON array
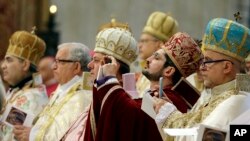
[{"x1": 0, "y1": 0, "x2": 250, "y2": 60}]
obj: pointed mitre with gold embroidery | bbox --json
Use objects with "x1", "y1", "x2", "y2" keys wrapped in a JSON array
[
  {"x1": 94, "y1": 25, "x2": 138, "y2": 66},
  {"x1": 6, "y1": 29, "x2": 46, "y2": 67},
  {"x1": 202, "y1": 18, "x2": 250, "y2": 62}
]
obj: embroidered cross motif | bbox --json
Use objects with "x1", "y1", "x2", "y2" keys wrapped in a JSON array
[
  {"x1": 234, "y1": 12, "x2": 242, "y2": 22},
  {"x1": 31, "y1": 26, "x2": 37, "y2": 34}
]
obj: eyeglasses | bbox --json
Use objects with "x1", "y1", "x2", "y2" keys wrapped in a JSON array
[
  {"x1": 201, "y1": 59, "x2": 234, "y2": 68},
  {"x1": 54, "y1": 59, "x2": 79, "y2": 65}
]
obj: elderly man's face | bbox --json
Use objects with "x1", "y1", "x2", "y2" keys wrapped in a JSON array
[
  {"x1": 200, "y1": 50, "x2": 234, "y2": 88},
  {"x1": 52, "y1": 47, "x2": 80, "y2": 85}
]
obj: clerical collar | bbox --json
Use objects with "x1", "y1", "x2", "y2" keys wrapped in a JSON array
[
  {"x1": 55, "y1": 75, "x2": 81, "y2": 98},
  {"x1": 9, "y1": 75, "x2": 33, "y2": 89},
  {"x1": 211, "y1": 80, "x2": 236, "y2": 96}
]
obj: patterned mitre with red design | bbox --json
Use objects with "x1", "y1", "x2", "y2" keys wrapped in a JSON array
[
  {"x1": 6, "y1": 30, "x2": 46, "y2": 67},
  {"x1": 162, "y1": 32, "x2": 202, "y2": 107},
  {"x1": 162, "y1": 32, "x2": 202, "y2": 77}
]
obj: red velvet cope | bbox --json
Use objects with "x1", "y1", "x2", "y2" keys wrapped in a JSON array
[{"x1": 84, "y1": 83, "x2": 163, "y2": 141}]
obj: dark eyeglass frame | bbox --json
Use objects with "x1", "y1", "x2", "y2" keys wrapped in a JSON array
[
  {"x1": 138, "y1": 39, "x2": 159, "y2": 44},
  {"x1": 201, "y1": 59, "x2": 234, "y2": 67},
  {"x1": 54, "y1": 59, "x2": 79, "y2": 64}
]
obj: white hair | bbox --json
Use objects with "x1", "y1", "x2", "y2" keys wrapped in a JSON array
[{"x1": 58, "y1": 42, "x2": 91, "y2": 71}]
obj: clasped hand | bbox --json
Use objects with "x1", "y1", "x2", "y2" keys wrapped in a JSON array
[{"x1": 151, "y1": 85, "x2": 172, "y2": 114}]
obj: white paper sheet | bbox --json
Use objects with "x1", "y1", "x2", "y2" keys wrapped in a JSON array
[
  {"x1": 141, "y1": 93, "x2": 156, "y2": 118},
  {"x1": 163, "y1": 128, "x2": 198, "y2": 136}
]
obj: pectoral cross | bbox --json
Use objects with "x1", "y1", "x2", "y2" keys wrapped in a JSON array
[
  {"x1": 124, "y1": 23, "x2": 129, "y2": 31},
  {"x1": 234, "y1": 12, "x2": 242, "y2": 22},
  {"x1": 31, "y1": 26, "x2": 37, "y2": 34}
]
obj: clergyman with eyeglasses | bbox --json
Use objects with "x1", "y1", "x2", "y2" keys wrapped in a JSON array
[
  {"x1": 153, "y1": 18, "x2": 250, "y2": 141},
  {"x1": 13, "y1": 42, "x2": 93, "y2": 141}
]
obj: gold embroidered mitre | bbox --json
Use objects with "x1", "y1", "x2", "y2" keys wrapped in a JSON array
[
  {"x1": 94, "y1": 27, "x2": 138, "y2": 66},
  {"x1": 6, "y1": 30, "x2": 46, "y2": 66},
  {"x1": 143, "y1": 11, "x2": 178, "y2": 42}
]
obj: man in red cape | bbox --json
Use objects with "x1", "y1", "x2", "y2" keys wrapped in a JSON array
[{"x1": 84, "y1": 27, "x2": 163, "y2": 141}]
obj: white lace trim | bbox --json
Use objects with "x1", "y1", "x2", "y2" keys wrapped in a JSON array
[{"x1": 155, "y1": 102, "x2": 177, "y2": 124}]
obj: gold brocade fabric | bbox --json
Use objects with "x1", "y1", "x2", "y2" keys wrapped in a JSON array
[
  {"x1": 0, "y1": 81, "x2": 48, "y2": 141},
  {"x1": 164, "y1": 89, "x2": 237, "y2": 128},
  {"x1": 136, "y1": 73, "x2": 150, "y2": 98},
  {"x1": 33, "y1": 81, "x2": 92, "y2": 141},
  {"x1": 162, "y1": 80, "x2": 239, "y2": 141},
  {"x1": 136, "y1": 60, "x2": 150, "y2": 97}
]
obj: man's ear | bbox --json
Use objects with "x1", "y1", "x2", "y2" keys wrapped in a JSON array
[
  {"x1": 74, "y1": 62, "x2": 82, "y2": 74},
  {"x1": 223, "y1": 61, "x2": 233, "y2": 74},
  {"x1": 22, "y1": 60, "x2": 31, "y2": 71},
  {"x1": 163, "y1": 66, "x2": 176, "y2": 77}
]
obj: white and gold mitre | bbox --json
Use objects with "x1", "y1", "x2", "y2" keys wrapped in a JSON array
[{"x1": 94, "y1": 27, "x2": 138, "y2": 66}]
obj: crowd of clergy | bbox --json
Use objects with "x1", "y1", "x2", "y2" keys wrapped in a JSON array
[{"x1": 1, "y1": 11, "x2": 250, "y2": 141}]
